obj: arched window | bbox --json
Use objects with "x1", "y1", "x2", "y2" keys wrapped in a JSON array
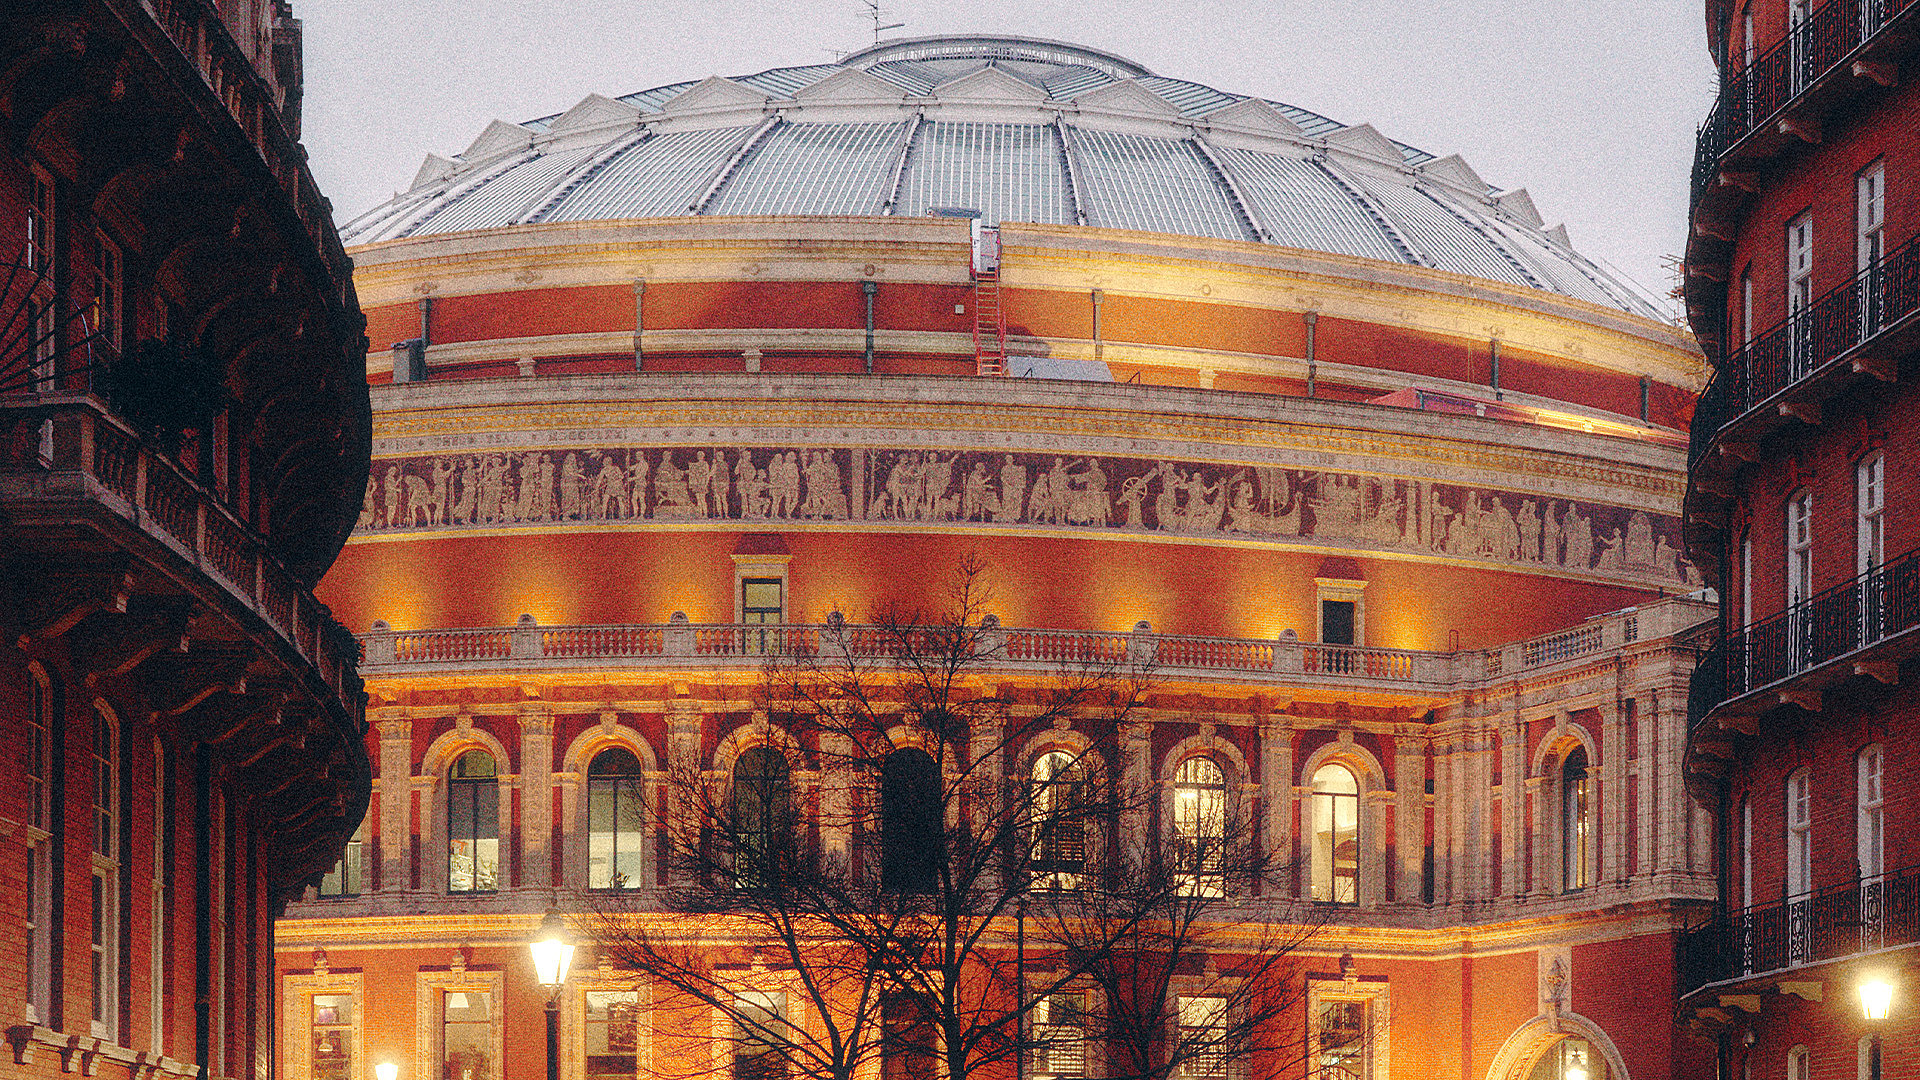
[
  {"x1": 732, "y1": 747, "x2": 792, "y2": 887},
  {"x1": 1561, "y1": 746, "x2": 1592, "y2": 892},
  {"x1": 880, "y1": 748, "x2": 941, "y2": 893},
  {"x1": 1525, "y1": 1036, "x2": 1609, "y2": 1080},
  {"x1": 1172, "y1": 756, "x2": 1226, "y2": 896},
  {"x1": 589, "y1": 747, "x2": 646, "y2": 889},
  {"x1": 448, "y1": 750, "x2": 499, "y2": 893},
  {"x1": 1031, "y1": 751, "x2": 1089, "y2": 890},
  {"x1": 1310, "y1": 764, "x2": 1358, "y2": 904}
]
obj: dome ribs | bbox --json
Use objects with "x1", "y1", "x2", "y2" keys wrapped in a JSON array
[
  {"x1": 691, "y1": 115, "x2": 784, "y2": 214},
  {"x1": 525, "y1": 128, "x2": 653, "y2": 225},
  {"x1": 1189, "y1": 134, "x2": 1270, "y2": 244},
  {"x1": 1306, "y1": 157, "x2": 1422, "y2": 266},
  {"x1": 881, "y1": 112, "x2": 926, "y2": 216},
  {"x1": 1050, "y1": 118, "x2": 1090, "y2": 226}
]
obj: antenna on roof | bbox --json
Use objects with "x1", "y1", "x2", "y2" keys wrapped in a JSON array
[{"x1": 861, "y1": 0, "x2": 905, "y2": 46}]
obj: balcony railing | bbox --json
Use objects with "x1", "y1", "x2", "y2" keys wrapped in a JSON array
[
  {"x1": 1690, "y1": 233, "x2": 1920, "y2": 469},
  {"x1": 1691, "y1": 0, "x2": 1917, "y2": 201},
  {"x1": 360, "y1": 599, "x2": 1706, "y2": 691},
  {"x1": 1691, "y1": 546, "x2": 1920, "y2": 723},
  {"x1": 3, "y1": 400, "x2": 363, "y2": 722},
  {"x1": 1678, "y1": 863, "x2": 1920, "y2": 994}
]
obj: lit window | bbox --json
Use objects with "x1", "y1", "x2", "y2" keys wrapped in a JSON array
[
  {"x1": 1316, "y1": 999, "x2": 1368, "y2": 1080},
  {"x1": 1172, "y1": 756, "x2": 1226, "y2": 896},
  {"x1": 1309, "y1": 763, "x2": 1358, "y2": 904},
  {"x1": 1176, "y1": 996, "x2": 1228, "y2": 1080},
  {"x1": 1858, "y1": 454, "x2": 1885, "y2": 575},
  {"x1": 732, "y1": 747, "x2": 792, "y2": 888},
  {"x1": 733, "y1": 991, "x2": 791, "y2": 1080},
  {"x1": 1030, "y1": 750, "x2": 1089, "y2": 890},
  {"x1": 448, "y1": 750, "x2": 499, "y2": 893},
  {"x1": 443, "y1": 988, "x2": 494, "y2": 1080},
  {"x1": 311, "y1": 993, "x2": 355, "y2": 1080},
  {"x1": 1858, "y1": 746, "x2": 1884, "y2": 882},
  {"x1": 319, "y1": 817, "x2": 368, "y2": 898},
  {"x1": 1032, "y1": 993, "x2": 1085, "y2": 1080},
  {"x1": 880, "y1": 748, "x2": 941, "y2": 893},
  {"x1": 1561, "y1": 746, "x2": 1592, "y2": 892},
  {"x1": 588, "y1": 747, "x2": 646, "y2": 889},
  {"x1": 1528, "y1": 1036, "x2": 1607, "y2": 1080},
  {"x1": 585, "y1": 990, "x2": 641, "y2": 1079},
  {"x1": 1786, "y1": 769, "x2": 1813, "y2": 900}
]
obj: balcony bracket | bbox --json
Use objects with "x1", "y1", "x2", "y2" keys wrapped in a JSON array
[
  {"x1": 1856, "y1": 661, "x2": 1898, "y2": 685},
  {"x1": 1777, "y1": 980, "x2": 1823, "y2": 1002},
  {"x1": 1852, "y1": 352, "x2": 1898, "y2": 381},
  {"x1": 1717, "y1": 712, "x2": 1758, "y2": 736},
  {"x1": 1778, "y1": 115, "x2": 1822, "y2": 144},
  {"x1": 1779, "y1": 399, "x2": 1821, "y2": 425},
  {"x1": 1687, "y1": 261, "x2": 1728, "y2": 282},
  {"x1": 1852, "y1": 59, "x2": 1898, "y2": 87},
  {"x1": 1716, "y1": 170, "x2": 1761, "y2": 192},
  {"x1": 1779, "y1": 688, "x2": 1822, "y2": 712},
  {"x1": 1693, "y1": 218, "x2": 1737, "y2": 242},
  {"x1": 1718, "y1": 439, "x2": 1760, "y2": 463},
  {"x1": 1718, "y1": 993, "x2": 1762, "y2": 1013}
]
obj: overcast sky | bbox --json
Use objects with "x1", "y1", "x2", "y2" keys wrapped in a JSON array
[{"x1": 297, "y1": 0, "x2": 1719, "y2": 316}]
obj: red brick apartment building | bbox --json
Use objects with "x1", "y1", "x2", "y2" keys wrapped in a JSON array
[
  {"x1": 0, "y1": 1, "x2": 371, "y2": 1078},
  {"x1": 279, "y1": 35, "x2": 1720, "y2": 1080},
  {"x1": 1679, "y1": 0, "x2": 1920, "y2": 1076}
]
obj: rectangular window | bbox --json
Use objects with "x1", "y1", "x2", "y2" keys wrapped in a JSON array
[
  {"x1": 1741, "y1": 796, "x2": 1753, "y2": 909},
  {"x1": 319, "y1": 819, "x2": 367, "y2": 898},
  {"x1": 742, "y1": 578, "x2": 784, "y2": 654},
  {"x1": 1740, "y1": 267, "x2": 1754, "y2": 346},
  {"x1": 1177, "y1": 996, "x2": 1228, "y2": 1080},
  {"x1": 312, "y1": 993, "x2": 355, "y2": 1080},
  {"x1": 1858, "y1": 454, "x2": 1885, "y2": 575},
  {"x1": 585, "y1": 990, "x2": 640, "y2": 1079},
  {"x1": 1859, "y1": 747, "x2": 1884, "y2": 881},
  {"x1": 1859, "y1": 161, "x2": 1886, "y2": 272},
  {"x1": 1787, "y1": 491, "x2": 1813, "y2": 608},
  {"x1": 1787, "y1": 211, "x2": 1814, "y2": 372},
  {"x1": 26, "y1": 171, "x2": 51, "y2": 272},
  {"x1": 882, "y1": 993, "x2": 936, "y2": 1080},
  {"x1": 734, "y1": 991, "x2": 790, "y2": 1080},
  {"x1": 444, "y1": 989, "x2": 494, "y2": 1080},
  {"x1": 1032, "y1": 993, "x2": 1085, "y2": 1080},
  {"x1": 94, "y1": 232, "x2": 121, "y2": 355},
  {"x1": 1320, "y1": 600, "x2": 1356, "y2": 646},
  {"x1": 1317, "y1": 999, "x2": 1369, "y2": 1080},
  {"x1": 1787, "y1": 771, "x2": 1813, "y2": 899},
  {"x1": 91, "y1": 870, "x2": 110, "y2": 1035},
  {"x1": 91, "y1": 706, "x2": 117, "y2": 1042}
]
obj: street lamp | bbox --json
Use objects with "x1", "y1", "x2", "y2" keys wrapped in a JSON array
[
  {"x1": 530, "y1": 909, "x2": 577, "y2": 1080},
  {"x1": 375, "y1": 1063, "x2": 398, "y2": 1080},
  {"x1": 1860, "y1": 975, "x2": 1895, "y2": 1021}
]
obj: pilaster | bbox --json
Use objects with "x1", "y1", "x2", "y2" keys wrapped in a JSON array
[
  {"x1": 519, "y1": 707, "x2": 555, "y2": 892},
  {"x1": 376, "y1": 717, "x2": 412, "y2": 893},
  {"x1": 1599, "y1": 701, "x2": 1626, "y2": 883},
  {"x1": 1259, "y1": 719, "x2": 1293, "y2": 897},
  {"x1": 1392, "y1": 724, "x2": 1425, "y2": 906}
]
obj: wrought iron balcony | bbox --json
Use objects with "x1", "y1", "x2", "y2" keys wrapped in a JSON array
[
  {"x1": 1690, "y1": 546, "x2": 1920, "y2": 728},
  {"x1": 1689, "y1": 233, "x2": 1920, "y2": 472},
  {"x1": 1678, "y1": 863, "x2": 1920, "y2": 995},
  {"x1": 1691, "y1": 0, "x2": 1918, "y2": 204}
]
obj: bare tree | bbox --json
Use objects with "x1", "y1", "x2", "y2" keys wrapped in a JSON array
[{"x1": 584, "y1": 560, "x2": 1333, "y2": 1080}]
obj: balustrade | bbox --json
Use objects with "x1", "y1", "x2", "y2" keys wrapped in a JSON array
[{"x1": 1679, "y1": 863, "x2": 1920, "y2": 994}]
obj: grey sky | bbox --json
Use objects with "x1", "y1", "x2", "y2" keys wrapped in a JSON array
[{"x1": 298, "y1": 0, "x2": 1718, "y2": 317}]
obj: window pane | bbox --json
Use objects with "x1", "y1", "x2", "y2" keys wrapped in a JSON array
[
  {"x1": 586, "y1": 990, "x2": 639, "y2": 1078},
  {"x1": 313, "y1": 994, "x2": 354, "y2": 1080},
  {"x1": 444, "y1": 990, "x2": 493, "y2": 1080}
]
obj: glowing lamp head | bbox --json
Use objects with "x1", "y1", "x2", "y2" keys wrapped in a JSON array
[
  {"x1": 1860, "y1": 975, "x2": 1895, "y2": 1021},
  {"x1": 376, "y1": 1063, "x2": 399, "y2": 1080},
  {"x1": 529, "y1": 909, "x2": 576, "y2": 990}
]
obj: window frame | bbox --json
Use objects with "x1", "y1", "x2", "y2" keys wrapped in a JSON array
[
  {"x1": 90, "y1": 702, "x2": 119, "y2": 1043},
  {"x1": 587, "y1": 746, "x2": 647, "y2": 890},
  {"x1": 1786, "y1": 768, "x2": 1814, "y2": 900},
  {"x1": 1858, "y1": 745, "x2": 1884, "y2": 883},
  {"x1": 24, "y1": 664, "x2": 54, "y2": 1025},
  {"x1": 880, "y1": 747, "x2": 942, "y2": 894},
  {"x1": 1029, "y1": 749, "x2": 1092, "y2": 891},
  {"x1": 1858, "y1": 453, "x2": 1885, "y2": 576},
  {"x1": 731, "y1": 745, "x2": 794, "y2": 889},
  {"x1": 1030, "y1": 991, "x2": 1086, "y2": 1080},
  {"x1": 1308, "y1": 763, "x2": 1359, "y2": 905},
  {"x1": 1858, "y1": 160, "x2": 1886, "y2": 274},
  {"x1": 283, "y1": 972, "x2": 366, "y2": 1080},
  {"x1": 1306, "y1": 977, "x2": 1389, "y2": 1080},
  {"x1": 447, "y1": 749, "x2": 501, "y2": 894},
  {"x1": 1560, "y1": 745, "x2": 1593, "y2": 893},
  {"x1": 1786, "y1": 489, "x2": 1813, "y2": 610},
  {"x1": 1171, "y1": 755, "x2": 1227, "y2": 897},
  {"x1": 414, "y1": 967, "x2": 506, "y2": 1080}
]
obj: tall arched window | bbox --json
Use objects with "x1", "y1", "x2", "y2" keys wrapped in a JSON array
[
  {"x1": 1310, "y1": 763, "x2": 1358, "y2": 904},
  {"x1": 1561, "y1": 746, "x2": 1592, "y2": 892},
  {"x1": 448, "y1": 750, "x2": 500, "y2": 893},
  {"x1": 733, "y1": 747, "x2": 792, "y2": 888},
  {"x1": 1031, "y1": 751, "x2": 1089, "y2": 890},
  {"x1": 588, "y1": 747, "x2": 646, "y2": 889},
  {"x1": 1172, "y1": 756, "x2": 1226, "y2": 896},
  {"x1": 881, "y1": 748, "x2": 941, "y2": 893}
]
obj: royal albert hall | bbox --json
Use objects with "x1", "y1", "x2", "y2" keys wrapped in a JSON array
[{"x1": 281, "y1": 35, "x2": 1717, "y2": 1080}]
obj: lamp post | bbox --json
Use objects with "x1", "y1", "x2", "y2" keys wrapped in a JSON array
[
  {"x1": 530, "y1": 910, "x2": 577, "y2": 1080},
  {"x1": 1859, "y1": 974, "x2": 1893, "y2": 1080}
]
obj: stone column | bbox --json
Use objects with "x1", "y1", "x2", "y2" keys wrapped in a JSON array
[
  {"x1": 1599, "y1": 702, "x2": 1626, "y2": 884},
  {"x1": 376, "y1": 716, "x2": 413, "y2": 894},
  {"x1": 519, "y1": 708, "x2": 555, "y2": 892},
  {"x1": 1120, "y1": 721, "x2": 1154, "y2": 869},
  {"x1": 1392, "y1": 724, "x2": 1425, "y2": 906},
  {"x1": 1636, "y1": 694, "x2": 1655, "y2": 886},
  {"x1": 1258, "y1": 719, "x2": 1293, "y2": 897}
]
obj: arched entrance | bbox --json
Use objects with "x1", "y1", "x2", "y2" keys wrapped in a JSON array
[{"x1": 1487, "y1": 1016, "x2": 1630, "y2": 1080}]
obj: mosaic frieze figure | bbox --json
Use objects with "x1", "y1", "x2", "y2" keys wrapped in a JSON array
[{"x1": 357, "y1": 446, "x2": 1701, "y2": 587}]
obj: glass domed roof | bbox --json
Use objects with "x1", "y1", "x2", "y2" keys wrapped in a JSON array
[{"x1": 342, "y1": 35, "x2": 1660, "y2": 319}]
